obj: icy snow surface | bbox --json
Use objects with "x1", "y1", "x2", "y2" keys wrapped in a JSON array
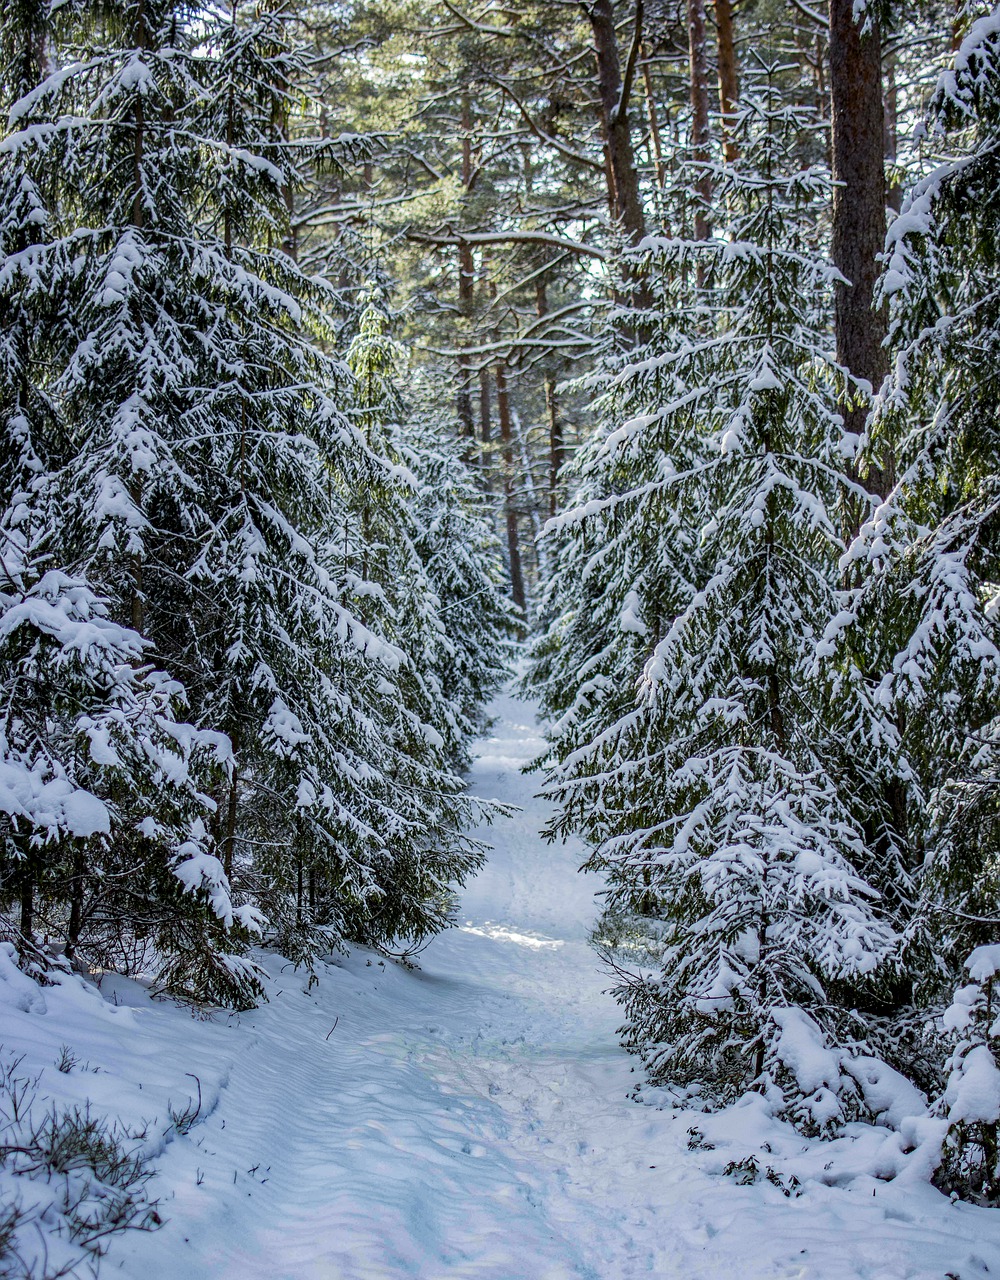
[{"x1": 7, "y1": 691, "x2": 1000, "y2": 1278}]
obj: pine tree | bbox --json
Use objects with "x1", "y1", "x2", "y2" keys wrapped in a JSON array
[
  {"x1": 400, "y1": 371, "x2": 519, "y2": 766},
  {"x1": 532, "y1": 62, "x2": 897, "y2": 1119},
  {"x1": 340, "y1": 294, "x2": 514, "y2": 951},
  {"x1": 836, "y1": 6, "x2": 1000, "y2": 991},
  {"x1": 526, "y1": 247, "x2": 705, "y2": 840},
  {"x1": 0, "y1": 0, "x2": 263, "y2": 1001}
]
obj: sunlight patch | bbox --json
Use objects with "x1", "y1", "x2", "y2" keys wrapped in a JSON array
[{"x1": 459, "y1": 924, "x2": 564, "y2": 950}]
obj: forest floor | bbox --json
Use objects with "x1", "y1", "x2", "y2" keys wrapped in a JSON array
[{"x1": 4, "y1": 690, "x2": 1000, "y2": 1278}]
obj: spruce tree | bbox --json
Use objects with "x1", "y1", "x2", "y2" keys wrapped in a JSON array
[
  {"x1": 836, "y1": 5, "x2": 1000, "y2": 991},
  {"x1": 341, "y1": 295, "x2": 514, "y2": 950},
  {"x1": 532, "y1": 64, "x2": 897, "y2": 1119},
  {"x1": 0, "y1": 0, "x2": 259, "y2": 999}
]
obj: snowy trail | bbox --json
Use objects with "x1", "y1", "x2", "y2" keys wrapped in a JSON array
[
  {"x1": 114, "y1": 690, "x2": 666, "y2": 1279},
  {"x1": 101, "y1": 690, "x2": 1000, "y2": 1280}
]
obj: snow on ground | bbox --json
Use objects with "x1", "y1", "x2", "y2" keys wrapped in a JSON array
[{"x1": 4, "y1": 689, "x2": 1000, "y2": 1279}]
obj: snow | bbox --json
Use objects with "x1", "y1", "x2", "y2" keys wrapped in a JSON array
[
  {"x1": 772, "y1": 1006, "x2": 840, "y2": 1095},
  {"x1": 173, "y1": 849, "x2": 233, "y2": 926},
  {"x1": 946, "y1": 1046, "x2": 1000, "y2": 1126},
  {"x1": 617, "y1": 589, "x2": 647, "y2": 636},
  {"x1": 0, "y1": 757, "x2": 111, "y2": 838},
  {"x1": 3, "y1": 690, "x2": 1000, "y2": 1278},
  {"x1": 966, "y1": 944, "x2": 1000, "y2": 984},
  {"x1": 842, "y1": 1056, "x2": 927, "y2": 1131}
]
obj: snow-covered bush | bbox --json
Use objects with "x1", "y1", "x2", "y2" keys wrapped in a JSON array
[{"x1": 936, "y1": 945, "x2": 1000, "y2": 1200}]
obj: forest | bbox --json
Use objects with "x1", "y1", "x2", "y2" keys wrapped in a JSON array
[{"x1": 3, "y1": 0, "x2": 1000, "y2": 1270}]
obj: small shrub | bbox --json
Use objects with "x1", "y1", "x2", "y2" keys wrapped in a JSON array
[
  {"x1": 55, "y1": 1046, "x2": 78, "y2": 1075},
  {"x1": 0, "y1": 1049, "x2": 161, "y2": 1278}
]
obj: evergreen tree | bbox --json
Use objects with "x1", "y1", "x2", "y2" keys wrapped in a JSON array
[
  {"x1": 399, "y1": 374, "x2": 519, "y2": 767},
  {"x1": 0, "y1": 0, "x2": 263, "y2": 1002},
  {"x1": 340, "y1": 295, "x2": 514, "y2": 951},
  {"x1": 836, "y1": 5, "x2": 1000, "y2": 992},
  {"x1": 0, "y1": 0, "x2": 504, "y2": 992},
  {"x1": 937, "y1": 943, "x2": 1000, "y2": 1201},
  {"x1": 526, "y1": 247, "x2": 705, "y2": 829},
  {"x1": 532, "y1": 64, "x2": 897, "y2": 1118}
]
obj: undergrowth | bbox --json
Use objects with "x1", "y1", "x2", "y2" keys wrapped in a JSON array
[{"x1": 0, "y1": 1049, "x2": 160, "y2": 1279}]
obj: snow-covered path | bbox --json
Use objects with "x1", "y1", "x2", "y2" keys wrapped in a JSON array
[
  {"x1": 94, "y1": 691, "x2": 1000, "y2": 1279},
  {"x1": 114, "y1": 689, "x2": 670, "y2": 1279}
]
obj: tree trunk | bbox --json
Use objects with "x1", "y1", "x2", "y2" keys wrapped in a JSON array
[
  {"x1": 884, "y1": 48, "x2": 901, "y2": 214},
  {"x1": 494, "y1": 361, "x2": 527, "y2": 614},
  {"x1": 536, "y1": 278, "x2": 564, "y2": 517},
  {"x1": 66, "y1": 845, "x2": 86, "y2": 961},
  {"x1": 640, "y1": 48, "x2": 667, "y2": 193},
  {"x1": 688, "y1": 0, "x2": 713, "y2": 241},
  {"x1": 19, "y1": 861, "x2": 33, "y2": 947},
  {"x1": 715, "y1": 0, "x2": 739, "y2": 163},
  {"x1": 457, "y1": 93, "x2": 477, "y2": 451},
  {"x1": 457, "y1": 244, "x2": 477, "y2": 447},
  {"x1": 953, "y1": 0, "x2": 967, "y2": 51},
  {"x1": 129, "y1": 0, "x2": 148, "y2": 634},
  {"x1": 815, "y1": 31, "x2": 827, "y2": 128},
  {"x1": 829, "y1": 0, "x2": 890, "y2": 503},
  {"x1": 222, "y1": 760, "x2": 239, "y2": 879},
  {"x1": 129, "y1": 531, "x2": 144, "y2": 632},
  {"x1": 478, "y1": 366, "x2": 492, "y2": 459},
  {"x1": 589, "y1": 0, "x2": 647, "y2": 247},
  {"x1": 512, "y1": 405, "x2": 548, "y2": 582}
]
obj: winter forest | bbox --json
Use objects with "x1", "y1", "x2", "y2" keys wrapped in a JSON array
[{"x1": 4, "y1": 0, "x2": 1000, "y2": 1275}]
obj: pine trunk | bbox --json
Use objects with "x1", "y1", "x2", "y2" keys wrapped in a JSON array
[
  {"x1": 715, "y1": 0, "x2": 740, "y2": 163},
  {"x1": 457, "y1": 94, "x2": 477, "y2": 451},
  {"x1": 66, "y1": 846, "x2": 86, "y2": 961},
  {"x1": 884, "y1": 49, "x2": 901, "y2": 214},
  {"x1": 829, "y1": 0, "x2": 890, "y2": 502},
  {"x1": 536, "y1": 278, "x2": 565, "y2": 518},
  {"x1": 640, "y1": 49, "x2": 667, "y2": 193},
  {"x1": 589, "y1": 0, "x2": 646, "y2": 243},
  {"x1": 494, "y1": 361, "x2": 526, "y2": 614},
  {"x1": 223, "y1": 760, "x2": 239, "y2": 879},
  {"x1": 687, "y1": 0, "x2": 713, "y2": 241},
  {"x1": 478, "y1": 366, "x2": 492, "y2": 462},
  {"x1": 19, "y1": 859, "x2": 33, "y2": 947}
]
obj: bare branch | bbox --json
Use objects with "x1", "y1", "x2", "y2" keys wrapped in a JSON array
[
  {"x1": 408, "y1": 228, "x2": 609, "y2": 261},
  {"x1": 439, "y1": 0, "x2": 517, "y2": 37},
  {"x1": 788, "y1": 0, "x2": 827, "y2": 31},
  {"x1": 486, "y1": 72, "x2": 605, "y2": 173},
  {"x1": 613, "y1": 0, "x2": 644, "y2": 125}
]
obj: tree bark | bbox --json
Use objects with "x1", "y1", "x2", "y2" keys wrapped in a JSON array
[
  {"x1": 456, "y1": 93, "x2": 477, "y2": 451},
  {"x1": 688, "y1": 0, "x2": 713, "y2": 241},
  {"x1": 129, "y1": 0, "x2": 148, "y2": 634},
  {"x1": 19, "y1": 860, "x2": 33, "y2": 946},
  {"x1": 494, "y1": 361, "x2": 527, "y2": 614},
  {"x1": 588, "y1": 0, "x2": 647, "y2": 246},
  {"x1": 222, "y1": 760, "x2": 239, "y2": 879},
  {"x1": 884, "y1": 48, "x2": 901, "y2": 214},
  {"x1": 478, "y1": 367, "x2": 492, "y2": 449},
  {"x1": 715, "y1": 0, "x2": 740, "y2": 163},
  {"x1": 536, "y1": 278, "x2": 565, "y2": 518},
  {"x1": 829, "y1": 0, "x2": 890, "y2": 502},
  {"x1": 66, "y1": 845, "x2": 86, "y2": 962},
  {"x1": 640, "y1": 48, "x2": 667, "y2": 192},
  {"x1": 953, "y1": 0, "x2": 967, "y2": 51}
]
